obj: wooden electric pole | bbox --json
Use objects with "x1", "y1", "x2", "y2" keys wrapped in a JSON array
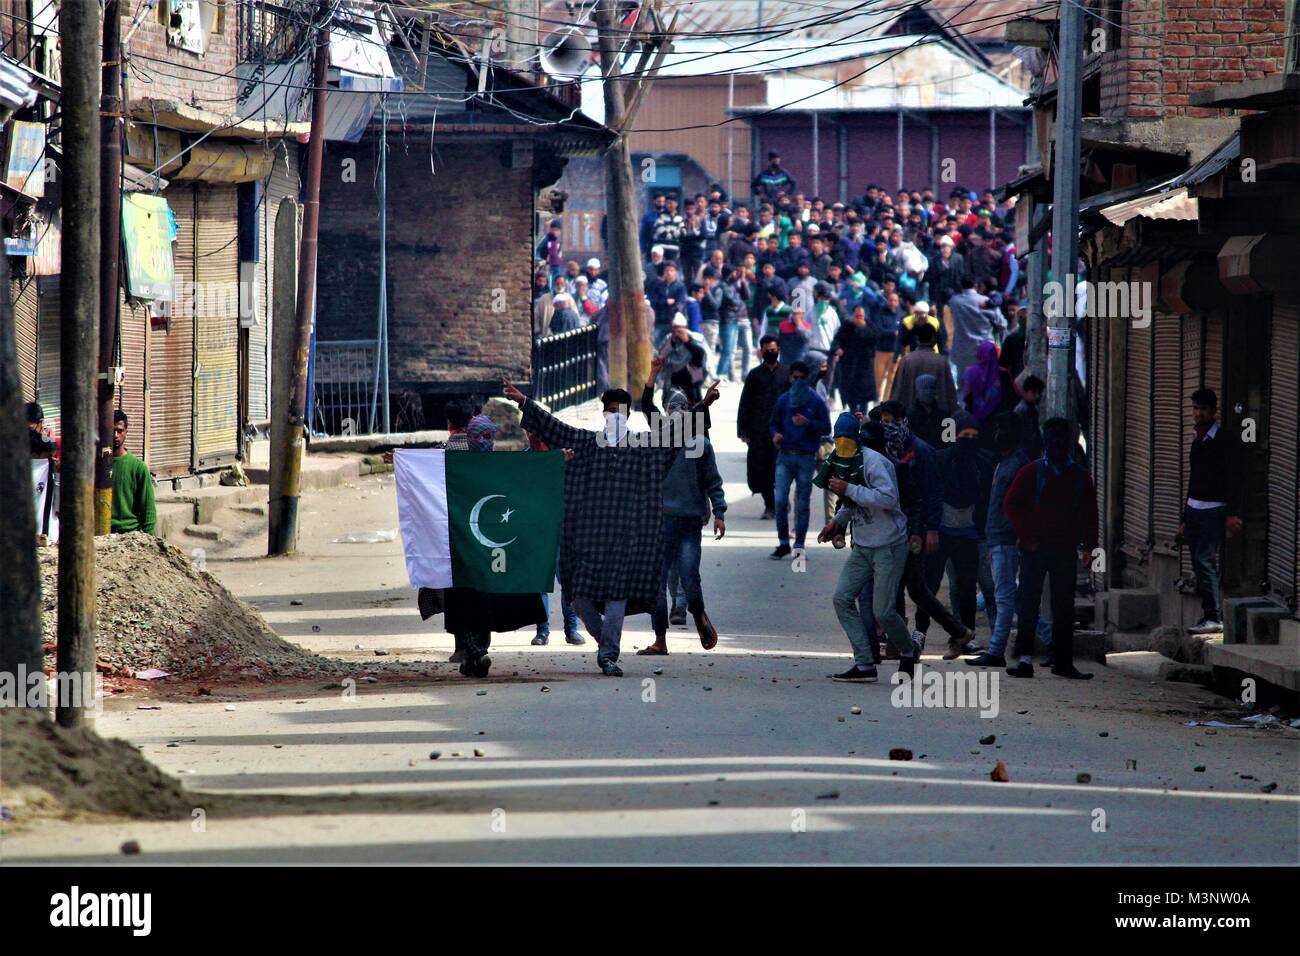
[
  {"x1": 97, "y1": 0, "x2": 123, "y2": 535},
  {"x1": 57, "y1": 0, "x2": 102, "y2": 728},
  {"x1": 594, "y1": 0, "x2": 673, "y2": 392},
  {"x1": 1047, "y1": 0, "x2": 1083, "y2": 425},
  {"x1": 270, "y1": 0, "x2": 330, "y2": 555}
]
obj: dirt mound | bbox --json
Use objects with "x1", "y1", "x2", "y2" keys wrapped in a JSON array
[
  {"x1": 39, "y1": 532, "x2": 348, "y2": 682},
  {"x1": 0, "y1": 708, "x2": 191, "y2": 820}
]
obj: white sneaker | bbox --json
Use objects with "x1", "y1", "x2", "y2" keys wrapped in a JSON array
[
  {"x1": 913, "y1": 630, "x2": 927, "y2": 657},
  {"x1": 1188, "y1": 617, "x2": 1223, "y2": 635}
]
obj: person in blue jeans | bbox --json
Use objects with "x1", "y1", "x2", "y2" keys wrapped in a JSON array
[
  {"x1": 967, "y1": 412, "x2": 1050, "y2": 667},
  {"x1": 768, "y1": 361, "x2": 831, "y2": 559},
  {"x1": 523, "y1": 438, "x2": 585, "y2": 647}
]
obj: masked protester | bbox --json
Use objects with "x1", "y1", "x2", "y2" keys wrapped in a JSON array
[
  {"x1": 906, "y1": 373, "x2": 946, "y2": 449},
  {"x1": 635, "y1": 370, "x2": 727, "y2": 656},
  {"x1": 813, "y1": 412, "x2": 869, "y2": 549},
  {"x1": 737, "y1": 335, "x2": 790, "y2": 517},
  {"x1": 1001, "y1": 417, "x2": 1099, "y2": 680},
  {"x1": 819, "y1": 418, "x2": 921, "y2": 682}
]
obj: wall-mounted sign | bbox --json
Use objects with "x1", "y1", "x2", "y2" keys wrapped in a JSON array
[
  {"x1": 122, "y1": 193, "x2": 175, "y2": 301},
  {"x1": 5, "y1": 120, "x2": 45, "y2": 197}
]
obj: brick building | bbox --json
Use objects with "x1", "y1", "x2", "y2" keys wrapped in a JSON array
[
  {"x1": 312, "y1": 35, "x2": 612, "y2": 430},
  {"x1": 1005, "y1": 1, "x2": 1299, "y2": 690}
]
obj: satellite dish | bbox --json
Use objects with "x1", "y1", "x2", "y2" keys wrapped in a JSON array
[{"x1": 539, "y1": 25, "x2": 593, "y2": 78}]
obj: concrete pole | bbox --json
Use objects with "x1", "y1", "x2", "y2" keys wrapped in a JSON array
[
  {"x1": 57, "y1": 0, "x2": 102, "y2": 728},
  {"x1": 1026, "y1": 200, "x2": 1048, "y2": 379},
  {"x1": 811, "y1": 111, "x2": 819, "y2": 198},
  {"x1": 96, "y1": 0, "x2": 122, "y2": 535},
  {"x1": 268, "y1": 198, "x2": 301, "y2": 554},
  {"x1": 1048, "y1": 0, "x2": 1084, "y2": 425},
  {"x1": 988, "y1": 108, "x2": 996, "y2": 192}
]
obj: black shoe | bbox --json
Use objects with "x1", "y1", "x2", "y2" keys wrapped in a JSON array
[
  {"x1": 760, "y1": 507, "x2": 775, "y2": 520},
  {"x1": 669, "y1": 606, "x2": 688, "y2": 626},
  {"x1": 474, "y1": 654, "x2": 492, "y2": 678},
  {"x1": 564, "y1": 631, "x2": 585, "y2": 645},
  {"x1": 1040, "y1": 654, "x2": 1055, "y2": 669},
  {"x1": 965, "y1": 652, "x2": 1006, "y2": 667},
  {"x1": 769, "y1": 544, "x2": 792, "y2": 559},
  {"x1": 531, "y1": 634, "x2": 549, "y2": 646},
  {"x1": 898, "y1": 655, "x2": 917, "y2": 679},
  {"x1": 832, "y1": 665, "x2": 878, "y2": 683},
  {"x1": 1006, "y1": 661, "x2": 1035, "y2": 678},
  {"x1": 1051, "y1": 665, "x2": 1094, "y2": 680}
]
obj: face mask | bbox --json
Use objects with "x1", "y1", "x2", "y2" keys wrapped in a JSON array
[
  {"x1": 602, "y1": 411, "x2": 628, "y2": 447},
  {"x1": 834, "y1": 437, "x2": 859, "y2": 458},
  {"x1": 956, "y1": 435, "x2": 978, "y2": 456},
  {"x1": 763, "y1": 350, "x2": 779, "y2": 364}
]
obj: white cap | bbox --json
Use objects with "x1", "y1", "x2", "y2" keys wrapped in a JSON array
[
  {"x1": 552, "y1": 292, "x2": 571, "y2": 307},
  {"x1": 574, "y1": 275, "x2": 588, "y2": 285},
  {"x1": 806, "y1": 223, "x2": 820, "y2": 234},
  {"x1": 586, "y1": 257, "x2": 601, "y2": 269},
  {"x1": 938, "y1": 234, "x2": 955, "y2": 247},
  {"x1": 913, "y1": 300, "x2": 930, "y2": 313},
  {"x1": 671, "y1": 313, "x2": 688, "y2": 328},
  {"x1": 651, "y1": 245, "x2": 665, "y2": 257}
]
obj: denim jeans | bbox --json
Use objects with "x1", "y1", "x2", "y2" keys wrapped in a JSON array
[
  {"x1": 538, "y1": 588, "x2": 579, "y2": 639},
  {"x1": 572, "y1": 597, "x2": 627, "y2": 664},
  {"x1": 833, "y1": 540, "x2": 912, "y2": 669},
  {"x1": 989, "y1": 543, "x2": 1051, "y2": 657},
  {"x1": 716, "y1": 321, "x2": 739, "y2": 379},
  {"x1": 653, "y1": 515, "x2": 705, "y2": 634},
  {"x1": 736, "y1": 319, "x2": 755, "y2": 379},
  {"x1": 1012, "y1": 548, "x2": 1075, "y2": 665},
  {"x1": 774, "y1": 449, "x2": 816, "y2": 548},
  {"x1": 1185, "y1": 505, "x2": 1226, "y2": 618}
]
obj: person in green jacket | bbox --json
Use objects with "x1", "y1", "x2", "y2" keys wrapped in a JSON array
[{"x1": 111, "y1": 410, "x2": 156, "y2": 535}]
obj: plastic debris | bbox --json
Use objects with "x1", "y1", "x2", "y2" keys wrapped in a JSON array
[
  {"x1": 850, "y1": 706, "x2": 862, "y2": 716},
  {"x1": 1185, "y1": 720, "x2": 1250, "y2": 729},
  {"x1": 134, "y1": 668, "x2": 172, "y2": 680},
  {"x1": 980, "y1": 734, "x2": 996, "y2": 745},
  {"x1": 333, "y1": 529, "x2": 397, "y2": 544}
]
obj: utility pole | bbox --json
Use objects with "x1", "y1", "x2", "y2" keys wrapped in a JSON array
[
  {"x1": 1025, "y1": 199, "x2": 1048, "y2": 379},
  {"x1": 270, "y1": 0, "x2": 329, "y2": 555},
  {"x1": 57, "y1": 0, "x2": 102, "y2": 728},
  {"x1": 0, "y1": 249, "x2": 43, "y2": 698},
  {"x1": 268, "y1": 198, "x2": 300, "y2": 554},
  {"x1": 1047, "y1": 0, "x2": 1083, "y2": 424},
  {"x1": 97, "y1": 0, "x2": 123, "y2": 535},
  {"x1": 594, "y1": 0, "x2": 672, "y2": 391}
]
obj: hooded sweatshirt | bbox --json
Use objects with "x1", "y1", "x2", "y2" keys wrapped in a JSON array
[{"x1": 831, "y1": 446, "x2": 908, "y2": 548}]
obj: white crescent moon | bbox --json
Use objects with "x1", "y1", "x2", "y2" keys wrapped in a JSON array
[{"x1": 468, "y1": 494, "x2": 517, "y2": 549}]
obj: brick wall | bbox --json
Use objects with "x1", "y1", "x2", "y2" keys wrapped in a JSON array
[
  {"x1": 1113, "y1": 0, "x2": 1289, "y2": 121},
  {"x1": 316, "y1": 139, "x2": 535, "y2": 388},
  {"x1": 123, "y1": 2, "x2": 238, "y2": 112}
]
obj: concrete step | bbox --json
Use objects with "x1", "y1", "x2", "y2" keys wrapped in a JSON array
[
  {"x1": 1098, "y1": 588, "x2": 1160, "y2": 631},
  {"x1": 1074, "y1": 597, "x2": 1095, "y2": 626},
  {"x1": 1280, "y1": 619, "x2": 1300, "y2": 650},
  {"x1": 184, "y1": 523, "x2": 223, "y2": 542},
  {"x1": 1244, "y1": 604, "x2": 1292, "y2": 646},
  {"x1": 1223, "y1": 596, "x2": 1281, "y2": 645},
  {"x1": 1206, "y1": 642, "x2": 1300, "y2": 693},
  {"x1": 232, "y1": 504, "x2": 267, "y2": 517}
]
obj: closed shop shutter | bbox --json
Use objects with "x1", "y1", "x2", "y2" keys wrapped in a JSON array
[
  {"x1": 36, "y1": 277, "x2": 60, "y2": 440},
  {"x1": 1089, "y1": 307, "x2": 1107, "y2": 590},
  {"x1": 1123, "y1": 272, "x2": 1153, "y2": 566},
  {"x1": 13, "y1": 277, "x2": 38, "y2": 403},
  {"x1": 1267, "y1": 303, "x2": 1298, "y2": 605},
  {"x1": 194, "y1": 185, "x2": 240, "y2": 469},
  {"x1": 1152, "y1": 310, "x2": 1183, "y2": 553},
  {"x1": 151, "y1": 184, "x2": 195, "y2": 477},
  {"x1": 1204, "y1": 312, "x2": 1224, "y2": 400},
  {"x1": 1181, "y1": 314, "x2": 1204, "y2": 579},
  {"x1": 253, "y1": 144, "x2": 300, "y2": 423},
  {"x1": 117, "y1": 292, "x2": 149, "y2": 459}
]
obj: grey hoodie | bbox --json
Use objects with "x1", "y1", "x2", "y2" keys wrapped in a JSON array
[{"x1": 832, "y1": 447, "x2": 908, "y2": 548}]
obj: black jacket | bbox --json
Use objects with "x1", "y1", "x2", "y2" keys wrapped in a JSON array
[{"x1": 1186, "y1": 422, "x2": 1243, "y2": 514}]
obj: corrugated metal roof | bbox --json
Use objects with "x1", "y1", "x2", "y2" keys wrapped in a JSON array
[{"x1": 1171, "y1": 131, "x2": 1240, "y2": 190}]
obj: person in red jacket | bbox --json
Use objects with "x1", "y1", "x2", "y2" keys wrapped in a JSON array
[{"x1": 1001, "y1": 417, "x2": 1098, "y2": 680}]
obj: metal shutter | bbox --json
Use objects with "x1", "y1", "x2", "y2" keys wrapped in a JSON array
[
  {"x1": 1089, "y1": 307, "x2": 1107, "y2": 590},
  {"x1": 194, "y1": 185, "x2": 240, "y2": 469},
  {"x1": 1268, "y1": 302, "x2": 1298, "y2": 605},
  {"x1": 1123, "y1": 272, "x2": 1153, "y2": 567},
  {"x1": 1152, "y1": 309, "x2": 1183, "y2": 553},
  {"x1": 117, "y1": 292, "x2": 149, "y2": 459},
  {"x1": 1181, "y1": 314, "x2": 1204, "y2": 579},
  {"x1": 1204, "y1": 312, "x2": 1224, "y2": 401},
  {"x1": 151, "y1": 185, "x2": 195, "y2": 477},
  {"x1": 13, "y1": 277, "x2": 37, "y2": 403},
  {"x1": 35, "y1": 277, "x2": 60, "y2": 440}
]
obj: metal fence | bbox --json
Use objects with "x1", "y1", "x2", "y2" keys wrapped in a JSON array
[
  {"x1": 312, "y1": 339, "x2": 378, "y2": 436},
  {"x1": 533, "y1": 325, "x2": 599, "y2": 413}
]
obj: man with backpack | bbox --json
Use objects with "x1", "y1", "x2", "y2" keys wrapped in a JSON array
[{"x1": 1001, "y1": 417, "x2": 1098, "y2": 680}]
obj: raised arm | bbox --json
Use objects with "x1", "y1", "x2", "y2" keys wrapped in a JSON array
[{"x1": 504, "y1": 378, "x2": 593, "y2": 453}]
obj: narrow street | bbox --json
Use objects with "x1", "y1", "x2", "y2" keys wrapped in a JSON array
[{"x1": 7, "y1": 388, "x2": 1297, "y2": 865}]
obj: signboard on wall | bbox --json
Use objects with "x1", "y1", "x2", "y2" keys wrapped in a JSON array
[
  {"x1": 122, "y1": 193, "x2": 176, "y2": 301},
  {"x1": 5, "y1": 120, "x2": 45, "y2": 197}
]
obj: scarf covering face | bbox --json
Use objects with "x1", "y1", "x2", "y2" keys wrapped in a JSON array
[
  {"x1": 666, "y1": 388, "x2": 689, "y2": 413},
  {"x1": 465, "y1": 414, "x2": 497, "y2": 452},
  {"x1": 914, "y1": 373, "x2": 937, "y2": 406},
  {"x1": 963, "y1": 340, "x2": 1002, "y2": 420},
  {"x1": 603, "y1": 410, "x2": 629, "y2": 447},
  {"x1": 882, "y1": 420, "x2": 911, "y2": 460},
  {"x1": 787, "y1": 376, "x2": 811, "y2": 409}
]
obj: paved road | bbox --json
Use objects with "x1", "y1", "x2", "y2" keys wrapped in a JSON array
[{"x1": 7, "y1": 386, "x2": 1298, "y2": 864}]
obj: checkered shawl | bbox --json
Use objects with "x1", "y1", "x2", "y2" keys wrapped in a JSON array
[{"x1": 521, "y1": 399, "x2": 675, "y2": 606}]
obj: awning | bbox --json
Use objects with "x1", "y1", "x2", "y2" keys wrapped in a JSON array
[
  {"x1": 123, "y1": 163, "x2": 169, "y2": 193},
  {"x1": 1100, "y1": 186, "x2": 1198, "y2": 225}
]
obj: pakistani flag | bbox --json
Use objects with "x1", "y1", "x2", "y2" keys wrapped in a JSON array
[{"x1": 395, "y1": 448, "x2": 564, "y2": 594}]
